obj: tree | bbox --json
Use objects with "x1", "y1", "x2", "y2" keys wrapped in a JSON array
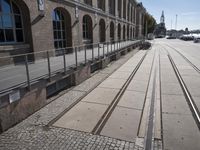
[{"x1": 144, "y1": 13, "x2": 157, "y2": 35}]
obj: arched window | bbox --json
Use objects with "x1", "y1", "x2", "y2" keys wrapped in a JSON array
[
  {"x1": 118, "y1": 24, "x2": 121, "y2": 40},
  {"x1": 123, "y1": 25, "x2": 126, "y2": 40},
  {"x1": 52, "y1": 9, "x2": 67, "y2": 49},
  {"x1": 110, "y1": 21, "x2": 114, "y2": 42},
  {"x1": 99, "y1": 19, "x2": 106, "y2": 42},
  {"x1": 127, "y1": 25, "x2": 129, "y2": 39},
  {"x1": 82, "y1": 15, "x2": 93, "y2": 43},
  {"x1": 0, "y1": 0, "x2": 24, "y2": 43}
]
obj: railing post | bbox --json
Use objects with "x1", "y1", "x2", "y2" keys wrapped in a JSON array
[
  {"x1": 84, "y1": 45, "x2": 87, "y2": 64},
  {"x1": 111, "y1": 41, "x2": 112, "y2": 53},
  {"x1": 92, "y1": 44, "x2": 94, "y2": 61},
  {"x1": 75, "y1": 47, "x2": 78, "y2": 68},
  {"x1": 103, "y1": 43, "x2": 105, "y2": 58},
  {"x1": 63, "y1": 48, "x2": 66, "y2": 74},
  {"x1": 107, "y1": 42, "x2": 109, "y2": 55},
  {"x1": 98, "y1": 43, "x2": 100, "y2": 59},
  {"x1": 47, "y1": 51, "x2": 51, "y2": 81},
  {"x1": 114, "y1": 41, "x2": 116, "y2": 52},
  {"x1": 25, "y1": 55, "x2": 31, "y2": 90}
]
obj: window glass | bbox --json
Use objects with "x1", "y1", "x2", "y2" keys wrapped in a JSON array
[
  {"x1": 2, "y1": 0, "x2": 11, "y2": 13},
  {"x1": 14, "y1": 15, "x2": 22, "y2": 28},
  {"x1": 16, "y1": 29, "x2": 23, "y2": 42},
  {"x1": 0, "y1": 0, "x2": 24, "y2": 43},
  {"x1": 2, "y1": 15, "x2": 12, "y2": 28},
  {"x1": 5, "y1": 28, "x2": 14, "y2": 41}
]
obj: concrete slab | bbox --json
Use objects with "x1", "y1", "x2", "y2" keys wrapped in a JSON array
[
  {"x1": 132, "y1": 74, "x2": 150, "y2": 82},
  {"x1": 192, "y1": 96, "x2": 200, "y2": 110},
  {"x1": 117, "y1": 66, "x2": 135, "y2": 72},
  {"x1": 161, "y1": 83, "x2": 183, "y2": 95},
  {"x1": 109, "y1": 71, "x2": 132, "y2": 80},
  {"x1": 118, "y1": 90, "x2": 145, "y2": 110},
  {"x1": 101, "y1": 106, "x2": 141, "y2": 142},
  {"x1": 98, "y1": 78, "x2": 126, "y2": 89},
  {"x1": 127, "y1": 80, "x2": 148, "y2": 92},
  {"x1": 162, "y1": 94, "x2": 191, "y2": 115},
  {"x1": 163, "y1": 113, "x2": 200, "y2": 150},
  {"x1": 53, "y1": 102, "x2": 108, "y2": 132},
  {"x1": 82, "y1": 87, "x2": 119, "y2": 105}
]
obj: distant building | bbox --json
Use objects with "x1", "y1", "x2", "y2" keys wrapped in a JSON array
[
  {"x1": 0, "y1": 0, "x2": 147, "y2": 63},
  {"x1": 154, "y1": 11, "x2": 166, "y2": 38}
]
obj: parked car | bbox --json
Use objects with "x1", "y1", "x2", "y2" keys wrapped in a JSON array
[
  {"x1": 147, "y1": 33, "x2": 154, "y2": 40},
  {"x1": 167, "y1": 36, "x2": 176, "y2": 39},
  {"x1": 194, "y1": 37, "x2": 200, "y2": 43}
]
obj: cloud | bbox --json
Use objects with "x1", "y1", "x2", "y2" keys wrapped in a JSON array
[{"x1": 181, "y1": 11, "x2": 200, "y2": 16}]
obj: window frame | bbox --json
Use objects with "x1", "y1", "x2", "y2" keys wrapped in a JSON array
[{"x1": 0, "y1": 0, "x2": 24, "y2": 45}]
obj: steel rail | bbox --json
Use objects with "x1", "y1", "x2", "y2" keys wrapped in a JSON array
[
  {"x1": 165, "y1": 44, "x2": 200, "y2": 74},
  {"x1": 92, "y1": 51, "x2": 148, "y2": 135},
  {"x1": 167, "y1": 51, "x2": 200, "y2": 130}
]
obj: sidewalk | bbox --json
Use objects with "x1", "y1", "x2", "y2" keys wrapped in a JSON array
[{"x1": 0, "y1": 49, "x2": 143, "y2": 150}]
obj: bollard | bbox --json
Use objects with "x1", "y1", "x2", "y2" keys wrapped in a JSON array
[
  {"x1": 47, "y1": 51, "x2": 51, "y2": 81},
  {"x1": 63, "y1": 49, "x2": 66, "y2": 74},
  {"x1": 25, "y1": 55, "x2": 31, "y2": 90}
]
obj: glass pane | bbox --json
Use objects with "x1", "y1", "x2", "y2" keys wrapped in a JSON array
[
  {"x1": 2, "y1": 15, "x2": 13, "y2": 28},
  {"x1": 62, "y1": 31, "x2": 66, "y2": 39},
  {"x1": 56, "y1": 21, "x2": 61, "y2": 30},
  {"x1": 58, "y1": 41, "x2": 62, "y2": 48},
  {"x1": 63, "y1": 41, "x2": 66, "y2": 48},
  {"x1": 53, "y1": 31, "x2": 58, "y2": 39},
  {"x1": 0, "y1": 16, "x2": 3, "y2": 28},
  {"x1": 5, "y1": 29, "x2": 14, "y2": 41},
  {"x1": 54, "y1": 41, "x2": 58, "y2": 49},
  {"x1": 61, "y1": 21, "x2": 65, "y2": 30},
  {"x1": 12, "y1": 2, "x2": 20, "y2": 14},
  {"x1": 0, "y1": 29, "x2": 5, "y2": 42},
  {"x1": 57, "y1": 31, "x2": 61, "y2": 39},
  {"x1": 14, "y1": 15, "x2": 22, "y2": 28},
  {"x1": 2, "y1": 0, "x2": 11, "y2": 13},
  {"x1": 16, "y1": 29, "x2": 23, "y2": 42}
]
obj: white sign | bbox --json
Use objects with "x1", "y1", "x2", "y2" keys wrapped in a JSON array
[
  {"x1": 38, "y1": 0, "x2": 45, "y2": 11},
  {"x1": 9, "y1": 90, "x2": 20, "y2": 103}
]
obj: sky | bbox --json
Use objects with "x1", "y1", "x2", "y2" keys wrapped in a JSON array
[{"x1": 137, "y1": 0, "x2": 200, "y2": 30}]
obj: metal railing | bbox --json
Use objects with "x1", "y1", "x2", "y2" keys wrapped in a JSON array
[{"x1": 0, "y1": 39, "x2": 140, "y2": 94}]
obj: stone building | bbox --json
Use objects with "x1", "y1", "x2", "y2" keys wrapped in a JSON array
[{"x1": 0, "y1": 0, "x2": 146, "y2": 60}]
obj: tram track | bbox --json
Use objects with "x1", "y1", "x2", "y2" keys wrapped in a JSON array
[
  {"x1": 92, "y1": 51, "x2": 148, "y2": 134},
  {"x1": 165, "y1": 44, "x2": 200, "y2": 74},
  {"x1": 166, "y1": 49, "x2": 200, "y2": 130}
]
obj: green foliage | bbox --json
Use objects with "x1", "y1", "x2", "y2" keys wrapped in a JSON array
[{"x1": 144, "y1": 14, "x2": 157, "y2": 34}]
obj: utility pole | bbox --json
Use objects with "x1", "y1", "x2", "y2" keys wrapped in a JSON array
[
  {"x1": 175, "y1": 14, "x2": 178, "y2": 38},
  {"x1": 175, "y1": 14, "x2": 178, "y2": 30},
  {"x1": 171, "y1": 20, "x2": 173, "y2": 30}
]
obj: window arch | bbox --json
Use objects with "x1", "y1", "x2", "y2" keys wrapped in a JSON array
[
  {"x1": 99, "y1": 19, "x2": 106, "y2": 42},
  {"x1": 52, "y1": 9, "x2": 66, "y2": 49},
  {"x1": 82, "y1": 15, "x2": 93, "y2": 43},
  {"x1": 52, "y1": 8, "x2": 72, "y2": 51},
  {"x1": 118, "y1": 23, "x2": 121, "y2": 40},
  {"x1": 127, "y1": 25, "x2": 129, "y2": 39},
  {"x1": 110, "y1": 21, "x2": 114, "y2": 42},
  {"x1": 123, "y1": 25, "x2": 126, "y2": 40},
  {"x1": 0, "y1": 0, "x2": 24, "y2": 43}
]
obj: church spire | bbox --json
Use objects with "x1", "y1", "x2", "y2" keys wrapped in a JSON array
[{"x1": 160, "y1": 11, "x2": 165, "y2": 24}]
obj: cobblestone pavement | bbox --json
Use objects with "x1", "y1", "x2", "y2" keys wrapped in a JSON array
[{"x1": 0, "y1": 49, "x2": 144, "y2": 150}]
